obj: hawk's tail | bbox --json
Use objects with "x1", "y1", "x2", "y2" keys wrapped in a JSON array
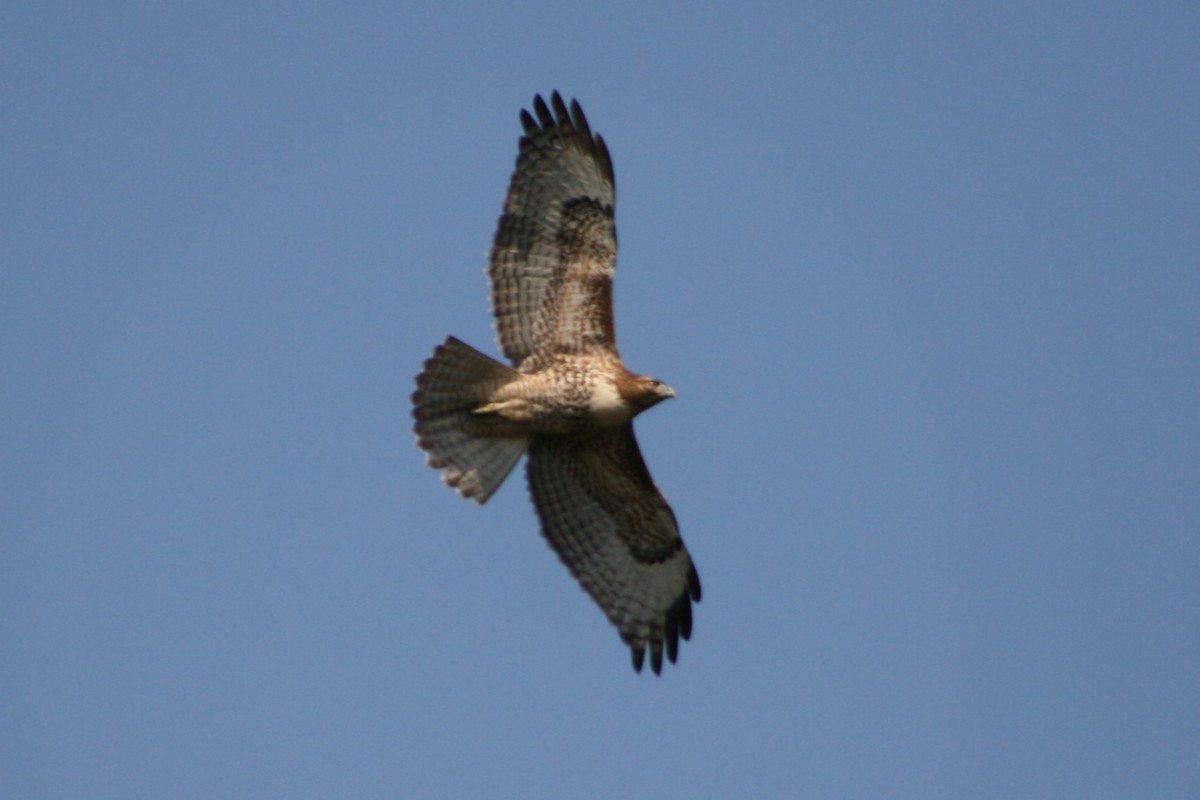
[{"x1": 412, "y1": 336, "x2": 528, "y2": 504}]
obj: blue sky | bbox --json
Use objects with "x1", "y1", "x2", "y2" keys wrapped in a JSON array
[{"x1": 3, "y1": 3, "x2": 1197, "y2": 797}]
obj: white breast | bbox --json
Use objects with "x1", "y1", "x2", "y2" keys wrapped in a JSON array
[{"x1": 588, "y1": 379, "x2": 633, "y2": 426}]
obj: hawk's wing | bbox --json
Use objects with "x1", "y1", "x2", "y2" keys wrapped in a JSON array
[
  {"x1": 526, "y1": 424, "x2": 701, "y2": 674},
  {"x1": 489, "y1": 92, "x2": 618, "y2": 371}
]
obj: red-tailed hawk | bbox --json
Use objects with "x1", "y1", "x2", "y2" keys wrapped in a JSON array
[{"x1": 412, "y1": 93, "x2": 701, "y2": 674}]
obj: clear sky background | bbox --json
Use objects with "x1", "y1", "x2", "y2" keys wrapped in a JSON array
[{"x1": 3, "y1": 3, "x2": 1197, "y2": 798}]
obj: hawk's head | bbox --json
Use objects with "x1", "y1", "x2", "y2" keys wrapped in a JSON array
[{"x1": 622, "y1": 374, "x2": 675, "y2": 414}]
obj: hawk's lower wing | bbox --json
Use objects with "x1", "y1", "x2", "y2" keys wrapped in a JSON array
[{"x1": 526, "y1": 425, "x2": 701, "y2": 674}]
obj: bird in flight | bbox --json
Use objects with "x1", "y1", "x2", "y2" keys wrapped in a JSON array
[{"x1": 412, "y1": 92, "x2": 700, "y2": 674}]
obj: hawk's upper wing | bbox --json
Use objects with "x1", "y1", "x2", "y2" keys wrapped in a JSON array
[
  {"x1": 489, "y1": 92, "x2": 618, "y2": 371},
  {"x1": 526, "y1": 424, "x2": 701, "y2": 674}
]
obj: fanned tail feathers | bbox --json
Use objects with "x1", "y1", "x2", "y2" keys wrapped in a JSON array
[{"x1": 412, "y1": 337, "x2": 528, "y2": 503}]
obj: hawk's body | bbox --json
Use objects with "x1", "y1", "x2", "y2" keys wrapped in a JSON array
[{"x1": 412, "y1": 93, "x2": 700, "y2": 674}]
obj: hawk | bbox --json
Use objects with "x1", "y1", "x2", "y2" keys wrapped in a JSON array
[{"x1": 412, "y1": 92, "x2": 700, "y2": 674}]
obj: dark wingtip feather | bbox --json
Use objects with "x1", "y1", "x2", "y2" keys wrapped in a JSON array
[
  {"x1": 677, "y1": 593, "x2": 693, "y2": 641},
  {"x1": 631, "y1": 645, "x2": 645, "y2": 673},
  {"x1": 549, "y1": 91, "x2": 570, "y2": 126},
  {"x1": 532, "y1": 93, "x2": 554, "y2": 128},
  {"x1": 594, "y1": 134, "x2": 615, "y2": 189},
  {"x1": 569, "y1": 98, "x2": 591, "y2": 141},
  {"x1": 519, "y1": 108, "x2": 537, "y2": 136},
  {"x1": 688, "y1": 563, "x2": 702, "y2": 602},
  {"x1": 650, "y1": 643, "x2": 664, "y2": 675},
  {"x1": 666, "y1": 623, "x2": 680, "y2": 664}
]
